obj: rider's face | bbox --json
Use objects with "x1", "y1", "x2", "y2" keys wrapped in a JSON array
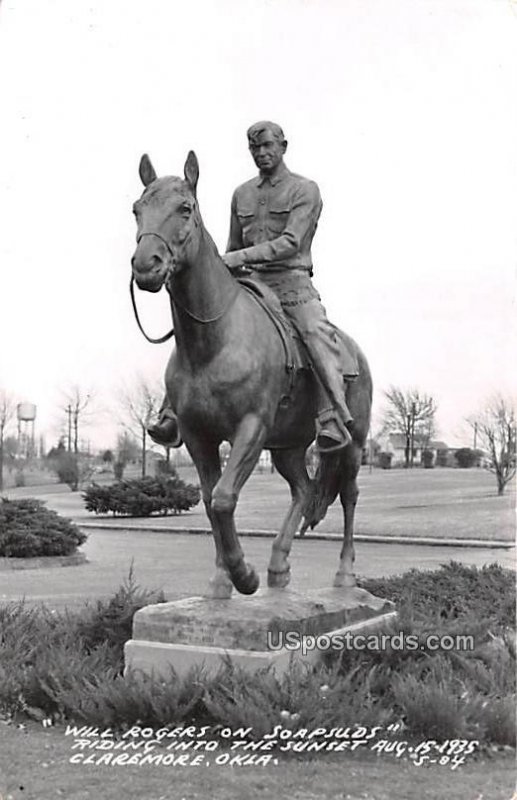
[{"x1": 248, "y1": 131, "x2": 286, "y2": 174}]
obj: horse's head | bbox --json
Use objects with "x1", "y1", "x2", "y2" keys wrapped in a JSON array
[{"x1": 131, "y1": 152, "x2": 200, "y2": 292}]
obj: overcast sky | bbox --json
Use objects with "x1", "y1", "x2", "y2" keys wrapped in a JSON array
[{"x1": 0, "y1": 0, "x2": 516, "y2": 450}]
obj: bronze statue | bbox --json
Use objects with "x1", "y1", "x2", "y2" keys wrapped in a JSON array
[
  {"x1": 131, "y1": 142, "x2": 372, "y2": 597},
  {"x1": 148, "y1": 122, "x2": 358, "y2": 452}
]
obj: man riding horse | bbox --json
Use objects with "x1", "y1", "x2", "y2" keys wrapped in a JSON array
[{"x1": 148, "y1": 121, "x2": 358, "y2": 453}]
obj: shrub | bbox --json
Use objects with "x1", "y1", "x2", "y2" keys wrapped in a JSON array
[
  {"x1": 360, "y1": 562, "x2": 515, "y2": 632},
  {"x1": 14, "y1": 469, "x2": 26, "y2": 487},
  {"x1": 113, "y1": 460, "x2": 125, "y2": 480},
  {"x1": 378, "y1": 451, "x2": 393, "y2": 469},
  {"x1": 0, "y1": 497, "x2": 87, "y2": 557},
  {"x1": 0, "y1": 565, "x2": 514, "y2": 746},
  {"x1": 454, "y1": 447, "x2": 479, "y2": 468},
  {"x1": 435, "y1": 449, "x2": 449, "y2": 467},
  {"x1": 83, "y1": 473, "x2": 200, "y2": 517},
  {"x1": 204, "y1": 660, "x2": 391, "y2": 738},
  {"x1": 155, "y1": 459, "x2": 178, "y2": 477},
  {"x1": 421, "y1": 449, "x2": 434, "y2": 468},
  {"x1": 75, "y1": 566, "x2": 166, "y2": 662},
  {"x1": 53, "y1": 453, "x2": 80, "y2": 490}
]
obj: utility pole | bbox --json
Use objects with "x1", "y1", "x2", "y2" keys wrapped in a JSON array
[
  {"x1": 473, "y1": 422, "x2": 478, "y2": 450},
  {"x1": 405, "y1": 413, "x2": 411, "y2": 468},
  {"x1": 410, "y1": 402, "x2": 416, "y2": 468}
]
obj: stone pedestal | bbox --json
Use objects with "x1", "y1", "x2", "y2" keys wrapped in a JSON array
[{"x1": 124, "y1": 587, "x2": 396, "y2": 679}]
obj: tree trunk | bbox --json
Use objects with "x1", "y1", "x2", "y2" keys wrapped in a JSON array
[
  {"x1": 141, "y1": 428, "x2": 147, "y2": 477},
  {"x1": 0, "y1": 437, "x2": 4, "y2": 492},
  {"x1": 404, "y1": 440, "x2": 410, "y2": 468}
]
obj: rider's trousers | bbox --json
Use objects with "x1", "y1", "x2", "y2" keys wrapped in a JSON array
[{"x1": 281, "y1": 296, "x2": 357, "y2": 431}]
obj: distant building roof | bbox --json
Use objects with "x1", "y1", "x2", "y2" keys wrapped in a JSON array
[{"x1": 385, "y1": 433, "x2": 448, "y2": 450}]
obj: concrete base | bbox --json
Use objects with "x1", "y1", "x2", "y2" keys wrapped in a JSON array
[{"x1": 125, "y1": 586, "x2": 397, "y2": 678}]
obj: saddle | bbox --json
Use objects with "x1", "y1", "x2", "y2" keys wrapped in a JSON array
[{"x1": 238, "y1": 277, "x2": 358, "y2": 406}]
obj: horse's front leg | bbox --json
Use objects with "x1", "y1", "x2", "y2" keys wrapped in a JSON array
[
  {"x1": 180, "y1": 431, "x2": 233, "y2": 599},
  {"x1": 211, "y1": 413, "x2": 268, "y2": 595}
]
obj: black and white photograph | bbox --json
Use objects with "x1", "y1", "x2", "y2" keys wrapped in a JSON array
[{"x1": 0, "y1": 1, "x2": 515, "y2": 798}]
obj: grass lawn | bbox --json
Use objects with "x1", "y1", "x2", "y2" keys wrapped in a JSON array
[
  {"x1": 0, "y1": 723, "x2": 514, "y2": 800},
  {"x1": 9, "y1": 466, "x2": 514, "y2": 541}
]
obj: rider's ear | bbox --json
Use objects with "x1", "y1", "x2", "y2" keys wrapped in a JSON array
[
  {"x1": 139, "y1": 154, "x2": 157, "y2": 187},
  {"x1": 184, "y1": 151, "x2": 199, "y2": 194}
]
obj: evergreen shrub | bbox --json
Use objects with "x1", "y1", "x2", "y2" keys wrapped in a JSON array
[
  {"x1": 0, "y1": 498, "x2": 86, "y2": 558},
  {"x1": 83, "y1": 473, "x2": 200, "y2": 517}
]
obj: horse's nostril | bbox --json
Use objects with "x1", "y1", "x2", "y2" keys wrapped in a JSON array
[{"x1": 133, "y1": 254, "x2": 162, "y2": 274}]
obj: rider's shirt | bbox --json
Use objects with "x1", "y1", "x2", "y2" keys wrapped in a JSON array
[{"x1": 226, "y1": 163, "x2": 322, "y2": 275}]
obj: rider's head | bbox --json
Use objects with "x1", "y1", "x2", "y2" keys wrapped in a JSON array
[{"x1": 247, "y1": 121, "x2": 287, "y2": 175}]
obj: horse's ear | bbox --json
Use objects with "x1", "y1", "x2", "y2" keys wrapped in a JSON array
[
  {"x1": 184, "y1": 151, "x2": 199, "y2": 194},
  {"x1": 139, "y1": 154, "x2": 157, "y2": 187}
]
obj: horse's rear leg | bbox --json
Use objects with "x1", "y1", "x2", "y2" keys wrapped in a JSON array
[
  {"x1": 334, "y1": 448, "x2": 362, "y2": 588},
  {"x1": 268, "y1": 447, "x2": 311, "y2": 588},
  {"x1": 211, "y1": 413, "x2": 268, "y2": 595}
]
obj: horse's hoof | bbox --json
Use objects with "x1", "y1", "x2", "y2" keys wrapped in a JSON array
[
  {"x1": 267, "y1": 568, "x2": 291, "y2": 589},
  {"x1": 206, "y1": 569, "x2": 233, "y2": 599},
  {"x1": 230, "y1": 561, "x2": 260, "y2": 595},
  {"x1": 333, "y1": 571, "x2": 356, "y2": 588}
]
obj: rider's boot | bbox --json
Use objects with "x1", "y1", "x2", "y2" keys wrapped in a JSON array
[
  {"x1": 147, "y1": 407, "x2": 183, "y2": 448},
  {"x1": 309, "y1": 338, "x2": 355, "y2": 453},
  {"x1": 316, "y1": 407, "x2": 353, "y2": 453}
]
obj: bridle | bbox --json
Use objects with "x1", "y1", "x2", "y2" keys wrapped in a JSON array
[{"x1": 130, "y1": 229, "x2": 239, "y2": 343}]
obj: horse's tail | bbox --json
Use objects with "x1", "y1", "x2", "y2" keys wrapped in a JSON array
[{"x1": 300, "y1": 451, "x2": 342, "y2": 534}]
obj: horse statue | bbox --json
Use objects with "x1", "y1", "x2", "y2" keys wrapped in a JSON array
[{"x1": 130, "y1": 151, "x2": 372, "y2": 599}]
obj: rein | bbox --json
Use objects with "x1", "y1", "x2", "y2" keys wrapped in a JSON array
[
  {"x1": 171, "y1": 282, "x2": 239, "y2": 324},
  {"x1": 130, "y1": 276, "x2": 175, "y2": 344}
]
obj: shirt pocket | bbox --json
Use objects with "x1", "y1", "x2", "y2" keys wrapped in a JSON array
[
  {"x1": 267, "y1": 203, "x2": 291, "y2": 235},
  {"x1": 236, "y1": 207, "x2": 255, "y2": 245}
]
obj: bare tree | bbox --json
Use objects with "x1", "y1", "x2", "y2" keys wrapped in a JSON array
[
  {"x1": 114, "y1": 431, "x2": 140, "y2": 479},
  {"x1": 381, "y1": 386, "x2": 438, "y2": 468},
  {"x1": 118, "y1": 377, "x2": 162, "y2": 477},
  {"x1": 60, "y1": 385, "x2": 95, "y2": 454},
  {"x1": 0, "y1": 390, "x2": 17, "y2": 491},
  {"x1": 468, "y1": 396, "x2": 516, "y2": 496}
]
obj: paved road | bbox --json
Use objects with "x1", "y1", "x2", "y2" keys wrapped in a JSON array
[{"x1": 0, "y1": 528, "x2": 513, "y2": 610}]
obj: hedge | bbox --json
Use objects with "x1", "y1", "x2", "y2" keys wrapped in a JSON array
[
  {"x1": 82, "y1": 474, "x2": 200, "y2": 517},
  {"x1": 0, "y1": 497, "x2": 87, "y2": 558}
]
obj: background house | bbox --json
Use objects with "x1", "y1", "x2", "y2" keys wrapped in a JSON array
[{"x1": 376, "y1": 433, "x2": 449, "y2": 467}]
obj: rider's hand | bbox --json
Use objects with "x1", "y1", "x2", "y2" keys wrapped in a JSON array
[
  {"x1": 222, "y1": 251, "x2": 252, "y2": 275},
  {"x1": 222, "y1": 251, "x2": 245, "y2": 270}
]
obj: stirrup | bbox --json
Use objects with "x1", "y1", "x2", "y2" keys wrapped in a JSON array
[
  {"x1": 316, "y1": 424, "x2": 352, "y2": 453},
  {"x1": 317, "y1": 436, "x2": 347, "y2": 453}
]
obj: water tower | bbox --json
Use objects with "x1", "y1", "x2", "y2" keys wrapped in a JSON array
[{"x1": 17, "y1": 402, "x2": 37, "y2": 459}]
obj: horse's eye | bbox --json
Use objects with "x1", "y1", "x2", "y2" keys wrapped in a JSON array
[{"x1": 179, "y1": 203, "x2": 191, "y2": 215}]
